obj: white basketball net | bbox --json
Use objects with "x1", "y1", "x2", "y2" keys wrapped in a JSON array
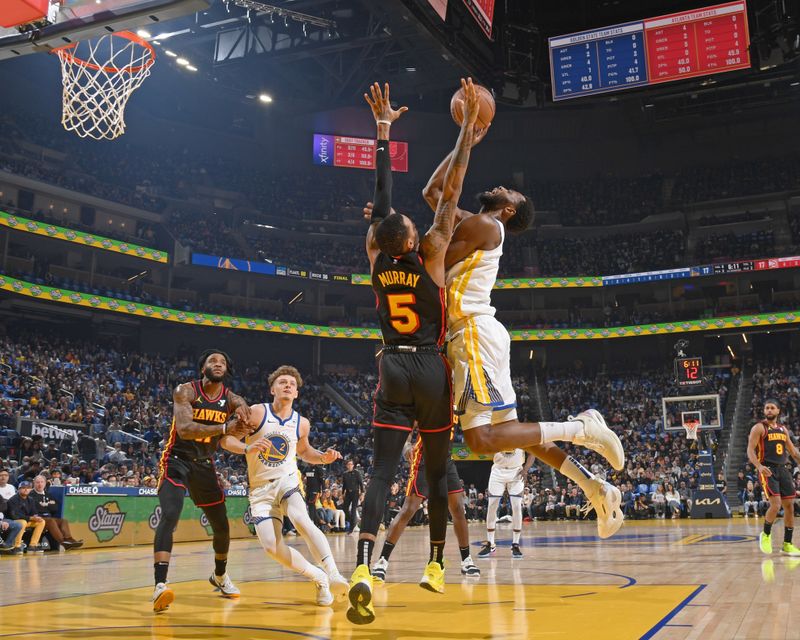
[
  {"x1": 54, "y1": 31, "x2": 155, "y2": 140},
  {"x1": 683, "y1": 421, "x2": 699, "y2": 440}
]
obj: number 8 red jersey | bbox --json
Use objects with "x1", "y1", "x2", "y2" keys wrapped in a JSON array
[{"x1": 372, "y1": 251, "x2": 446, "y2": 347}]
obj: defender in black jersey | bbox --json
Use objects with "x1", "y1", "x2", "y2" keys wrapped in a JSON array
[
  {"x1": 348, "y1": 79, "x2": 481, "y2": 626},
  {"x1": 152, "y1": 349, "x2": 251, "y2": 612},
  {"x1": 747, "y1": 399, "x2": 800, "y2": 555}
]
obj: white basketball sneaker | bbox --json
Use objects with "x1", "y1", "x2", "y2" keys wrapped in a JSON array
[
  {"x1": 461, "y1": 556, "x2": 480, "y2": 577},
  {"x1": 152, "y1": 582, "x2": 174, "y2": 613},
  {"x1": 315, "y1": 576, "x2": 334, "y2": 606},
  {"x1": 329, "y1": 571, "x2": 349, "y2": 602},
  {"x1": 571, "y1": 410, "x2": 625, "y2": 471},
  {"x1": 209, "y1": 573, "x2": 240, "y2": 598},
  {"x1": 371, "y1": 557, "x2": 389, "y2": 582},
  {"x1": 582, "y1": 478, "x2": 624, "y2": 539}
]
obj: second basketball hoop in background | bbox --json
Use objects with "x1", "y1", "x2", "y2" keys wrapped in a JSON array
[{"x1": 53, "y1": 31, "x2": 155, "y2": 140}]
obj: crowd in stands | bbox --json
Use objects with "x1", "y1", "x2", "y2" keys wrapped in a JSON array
[{"x1": 694, "y1": 230, "x2": 775, "y2": 263}]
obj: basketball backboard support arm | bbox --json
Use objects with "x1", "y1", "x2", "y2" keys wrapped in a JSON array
[{"x1": 0, "y1": 0, "x2": 209, "y2": 60}]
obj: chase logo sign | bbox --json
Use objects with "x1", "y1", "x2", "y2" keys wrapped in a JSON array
[{"x1": 88, "y1": 502, "x2": 126, "y2": 542}]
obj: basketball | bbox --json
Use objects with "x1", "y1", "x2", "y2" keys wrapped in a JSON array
[{"x1": 450, "y1": 83, "x2": 495, "y2": 129}]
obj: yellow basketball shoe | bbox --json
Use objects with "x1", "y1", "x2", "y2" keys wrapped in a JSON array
[
  {"x1": 346, "y1": 564, "x2": 375, "y2": 625},
  {"x1": 419, "y1": 560, "x2": 445, "y2": 594},
  {"x1": 760, "y1": 532, "x2": 772, "y2": 555},
  {"x1": 782, "y1": 542, "x2": 800, "y2": 556}
]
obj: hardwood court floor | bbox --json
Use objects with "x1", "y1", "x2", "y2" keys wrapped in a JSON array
[{"x1": 0, "y1": 517, "x2": 795, "y2": 639}]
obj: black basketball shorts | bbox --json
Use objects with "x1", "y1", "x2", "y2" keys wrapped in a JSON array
[
  {"x1": 760, "y1": 463, "x2": 795, "y2": 500},
  {"x1": 406, "y1": 454, "x2": 463, "y2": 499},
  {"x1": 373, "y1": 351, "x2": 453, "y2": 433},
  {"x1": 159, "y1": 454, "x2": 225, "y2": 507}
]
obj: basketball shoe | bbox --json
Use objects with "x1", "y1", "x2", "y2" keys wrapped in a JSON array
[
  {"x1": 760, "y1": 532, "x2": 772, "y2": 554},
  {"x1": 511, "y1": 544, "x2": 523, "y2": 559},
  {"x1": 582, "y1": 478, "x2": 624, "y2": 538},
  {"x1": 152, "y1": 583, "x2": 174, "y2": 613},
  {"x1": 419, "y1": 560, "x2": 445, "y2": 594},
  {"x1": 571, "y1": 409, "x2": 625, "y2": 471},
  {"x1": 460, "y1": 556, "x2": 480, "y2": 577},
  {"x1": 315, "y1": 576, "x2": 333, "y2": 606},
  {"x1": 209, "y1": 573, "x2": 240, "y2": 598},
  {"x1": 782, "y1": 542, "x2": 800, "y2": 556},
  {"x1": 477, "y1": 542, "x2": 496, "y2": 558},
  {"x1": 347, "y1": 564, "x2": 375, "y2": 625},
  {"x1": 371, "y1": 557, "x2": 389, "y2": 582},
  {"x1": 328, "y1": 571, "x2": 349, "y2": 602}
]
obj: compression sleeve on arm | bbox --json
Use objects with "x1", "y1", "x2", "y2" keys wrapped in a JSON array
[{"x1": 371, "y1": 139, "x2": 392, "y2": 223}]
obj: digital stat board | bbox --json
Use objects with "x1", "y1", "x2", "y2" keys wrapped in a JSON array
[
  {"x1": 313, "y1": 134, "x2": 408, "y2": 172},
  {"x1": 549, "y1": 1, "x2": 750, "y2": 101}
]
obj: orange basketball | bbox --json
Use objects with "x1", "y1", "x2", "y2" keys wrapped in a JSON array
[{"x1": 450, "y1": 84, "x2": 495, "y2": 129}]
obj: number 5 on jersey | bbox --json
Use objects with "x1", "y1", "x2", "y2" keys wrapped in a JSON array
[{"x1": 386, "y1": 293, "x2": 420, "y2": 334}]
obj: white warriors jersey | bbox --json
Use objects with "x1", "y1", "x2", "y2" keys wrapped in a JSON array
[
  {"x1": 245, "y1": 403, "x2": 300, "y2": 490},
  {"x1": 492, "y1": 449, "x2": 525, "y2": 470},
  {"x1": 445, "y1": 216, "x2": 504, "y2": 326}
]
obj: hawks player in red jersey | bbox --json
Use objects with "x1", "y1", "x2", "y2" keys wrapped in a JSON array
[
  {"x1": 152, "y1": 349, "x2": 251, "y2": 612},
  {"x1": 747, "y1": 398, "x2": 800, "y2": 555}
]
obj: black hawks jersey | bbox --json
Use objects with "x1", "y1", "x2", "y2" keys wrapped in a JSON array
[
  {"x1": 165, "y1": 379, "x2": 232, "y2": 460},
  {"x1": 372, "y1": 250, "x2": 446, "y2": 347},
  {"x1": 757, "y1": 421, "x2": 790, "y2": 465}
]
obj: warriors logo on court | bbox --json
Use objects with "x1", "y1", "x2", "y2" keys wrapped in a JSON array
[{"x1": 257, "y1": 434, "x2": 290, "y2": 467}]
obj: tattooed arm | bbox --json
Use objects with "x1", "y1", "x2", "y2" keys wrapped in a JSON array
[
  {"x1": 173, "y1": 383, "x2": 247, "y2": 440},
  {"x1": 420, "y1": 77, "x2": 480, "y2": 287}
]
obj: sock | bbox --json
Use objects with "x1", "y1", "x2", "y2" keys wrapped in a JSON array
[
  {"x1": 214, "y1": 557, "x2": 227, "y2": 578},
  {"x1": 319, "y1": 554, "x2": 338, "y2": 576},
  {"x1": 539, "y1": 421, "x2": 583, "y2": 445},
  {"x1": 764, "y1": 521, "x2": 773, "y2": 536},
  {"x1": 154, "y1": 561, "x2": 169, "y2": 585},
  {"x1": 459, "y1": 545, "x2": 470, "y2": 561},
  {"x1": 559, "y1": 456, "x2": 596, "y2": 494},
  {"x1": 785, "y1": 527, "x2": 794, "y2": 545},
  {"x1": 487, "y1": 529, "x2": 496, "y2": 546},
  {"x1": 380, "y1": 541, "x2": 395, "y2": 562},
  {"x1": 356, "y1": 538, "x2": 374, "y2": 568},
  {"x1": 430, "y1": 541, "x2": 445, "y2": 567},
  {"x1": 513, "y1": 529, "x2": 521, "y2": 544}
]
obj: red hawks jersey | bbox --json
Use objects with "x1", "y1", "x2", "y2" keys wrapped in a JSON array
[{"x1": 165, "y1": 379, "x2": 231, "y2": 460}]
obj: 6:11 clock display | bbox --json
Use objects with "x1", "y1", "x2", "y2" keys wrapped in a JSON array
[{"x1": 675, "y1": 357, "x2": 703, "y2": 386}]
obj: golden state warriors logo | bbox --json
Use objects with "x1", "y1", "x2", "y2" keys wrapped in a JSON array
[{"x1": 258, "y1": 434, "x2": 290, "y2": 467}]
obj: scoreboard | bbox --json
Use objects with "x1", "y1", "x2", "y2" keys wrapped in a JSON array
[
  {"x1": 312, "y1": 134, "x2": 409, "y2": 173},
  {"x1": 549, "y1": 1, "x2": 750, "y2": 101},
  {"x1": 675, "y1": 357, "x2": 704, "y2": 387}
]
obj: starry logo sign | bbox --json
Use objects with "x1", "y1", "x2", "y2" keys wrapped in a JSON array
[{"x1": 88, "y1": 501, "x2": 126, "y2": 542}]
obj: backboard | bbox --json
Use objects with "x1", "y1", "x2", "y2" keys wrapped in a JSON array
[
  {"x1": 662, "y1": 394, "x2": 723, "y2": 433},
  {"x1": 0, "y1": 0, "x2": 209, "y2": 59}
]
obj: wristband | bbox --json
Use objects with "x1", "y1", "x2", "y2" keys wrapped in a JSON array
[
  {"x1": 222, "y1": 423, "x2": 227, "y2": 436},
  {"x1": 377, "y1": 120, "x2": 391, "y2": 126},
  {"x1": 245, "y1": 444, "x2": 250, "y2": 455}
]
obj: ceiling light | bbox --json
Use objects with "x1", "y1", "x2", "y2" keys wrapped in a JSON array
[
  {"x1": 259, "y1": 93, "x2": 273, "y2": 103},
  {"x1": 165, "y1": 50, "x2": 177, "y2": 57},
  {"x1": 136, "y1": 29, "x2": 151, "y2": 39},
  {"x1": 186, "y1": 65, "x2": 198, "y2": 72},
  {"x1": 176, "y1": 58, "x2": 190, "y2": 66}
]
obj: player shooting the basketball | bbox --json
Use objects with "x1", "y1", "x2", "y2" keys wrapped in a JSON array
[
  {"x1": 219, "y1": 365, "x2": 350, "y2": 606},
  {"x1": 347, "y1": 79, "x2": 480, "y2": 626},
  {"x1": 421, "y1": 88, "x2": 627, "y2": 540}
]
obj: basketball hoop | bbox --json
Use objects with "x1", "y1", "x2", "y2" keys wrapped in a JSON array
[
  {"x1": 52, "y1": 31, "x2": 155, "y2": 140},
  {"x1": 683, "y1": 419, "x2": 700, "y2": 441}
]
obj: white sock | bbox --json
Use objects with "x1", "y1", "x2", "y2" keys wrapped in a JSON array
[
  {"x1": 539, "y1": 421, "x2": 583, "y2": 444},
  {"x1": 487, "y1": 529, "x2": 496, "y2": 545},
  {"x1": 512, "y1": 529, "x2": 521, "y2": 544},
  {"x1": 486, "y1": 496, "x2": 500, "y2": 545},
  {"x1": 559, "y1": 455, "x2": 596, "y2": 494}
]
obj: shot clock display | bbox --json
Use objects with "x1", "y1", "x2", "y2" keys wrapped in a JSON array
[{"x1": 675, "y1": 357, "x2": 704, "y2": 386}]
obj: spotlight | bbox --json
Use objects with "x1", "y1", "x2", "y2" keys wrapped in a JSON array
[
  {"x1": 136, "y1": 29, "x2": 151, "y2": 39},
  {"x1": 165, "y1": 50, "x2": 177, "y2": 57},
  {"x1": 176, "y1": 58, "x2": 189, "y2": 66},
  {"x1": 284, "y1": 14, "x2": 289, "y2": 27},
  {"x1": 302, "y1": 22, "x2": 307, "y2": 37},
  {"x1": 259, "y1": 93, "x2": 273, "y2": 103}
]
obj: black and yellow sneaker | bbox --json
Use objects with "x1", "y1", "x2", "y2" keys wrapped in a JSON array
[{"x1": 346, "y1": 564, "x2": 375, "y2": 625}]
